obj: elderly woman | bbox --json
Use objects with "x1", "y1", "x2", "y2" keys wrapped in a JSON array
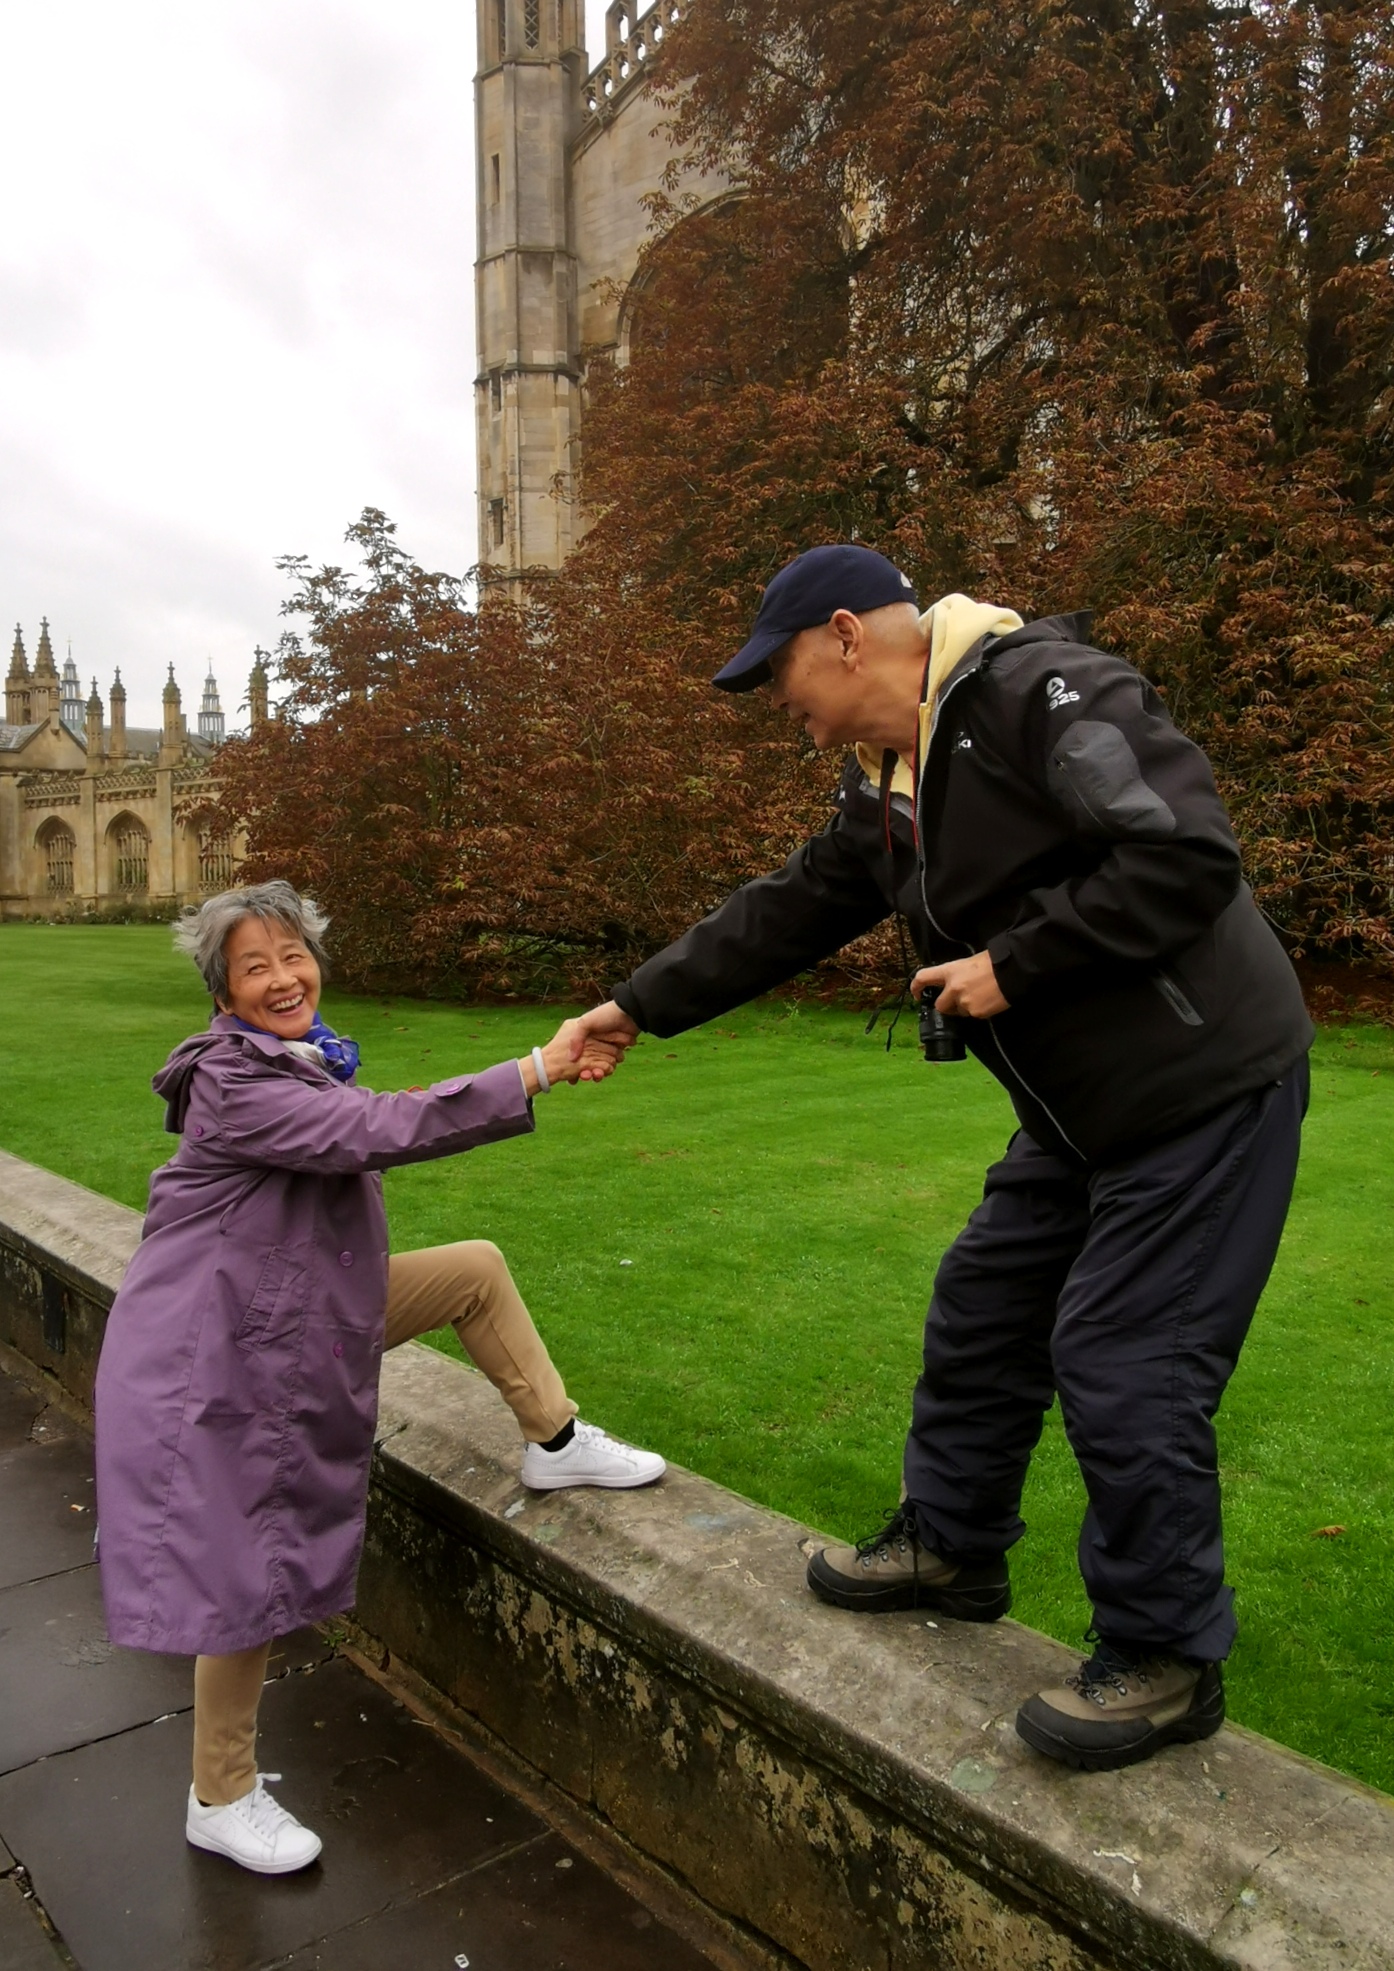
[{"x1": 94, "y1": 881, "x2": 662, "y2": 1878}]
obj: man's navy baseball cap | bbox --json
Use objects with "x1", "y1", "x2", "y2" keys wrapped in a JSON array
[{"x1": 712, "y1": 545, "x2": 918, "y2": 692}]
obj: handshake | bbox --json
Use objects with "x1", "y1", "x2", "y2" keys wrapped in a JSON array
[{"x1": 519, "y1": 1001, "x2": 641, "y2": 1098}]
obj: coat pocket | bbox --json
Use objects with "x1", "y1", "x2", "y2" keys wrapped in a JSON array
[
  {"x1": 1152, "y1": 969, "x2": 1203, "y2": 1027},
  {"x1": 235, "y1": 1246, "x2": 306, "y2": 1349}
]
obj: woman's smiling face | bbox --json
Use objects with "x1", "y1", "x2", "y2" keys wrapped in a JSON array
[{"x1": 219, "y1": 914, "x2": 321, "y2": 1039}]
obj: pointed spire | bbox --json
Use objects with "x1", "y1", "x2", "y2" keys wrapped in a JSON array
[
  {"x1": 248, "y1": 647, "x2": 270, "y2": 729},
  {"x1": 108, "y1": 669, "x2": 127, "y2": 759},
  {"x1": 5, "y1": 624, "x2": 31, "y2": 724},
  {"x1": 84, "y1": 678, "x2": 105, "y2": 765},
  {"x1": 33, "y1": 617, "x2": 58, "y2": 678},
  {"x1": 160, "y1": 663, "x2": 185, "y2": 761}
]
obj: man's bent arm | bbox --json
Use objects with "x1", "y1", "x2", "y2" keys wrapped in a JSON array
[
  {"x1": 986, "y1": 652, "x2": 1243, "y2": 1003},
  {"x1": 614, "y1": 820, "x2": 890, "y2": 1037}
]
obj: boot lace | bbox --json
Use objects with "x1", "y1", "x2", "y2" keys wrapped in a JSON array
[
  {"x1": 1068, "y1": 1641, "x2": 1151, "y2": 1707},
  {"x1": 854, "y1": 1504, "x2": 919, "y2": 1563}
]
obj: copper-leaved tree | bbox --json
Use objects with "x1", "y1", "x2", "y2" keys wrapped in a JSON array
[{"x1": 215, "y1": 0, "x2": 1393, "y2": 994}]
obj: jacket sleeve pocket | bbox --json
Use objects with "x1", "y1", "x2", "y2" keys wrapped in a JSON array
[
  {"x1": 235, "y1": 1247, "x2": 305, "y2": 1348},
  {"x1": 1049, "y1": 722, "x2": 1177, "y2": 841}
]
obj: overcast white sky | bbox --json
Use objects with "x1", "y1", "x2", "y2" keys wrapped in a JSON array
[{"x1": 1, "y1": 2, "x2": 612, "y2": 729}]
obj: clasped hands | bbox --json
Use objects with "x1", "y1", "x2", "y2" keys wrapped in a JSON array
[
  {"x1": 522, "y1": 1006, "x2": 639, "y2": 1096},
  {"x1": 530, "y1": 954, "x2": 1006, "y2": 1096}
]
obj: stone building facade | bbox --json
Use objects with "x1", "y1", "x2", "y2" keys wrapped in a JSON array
[
  {"x1": 475, "y1": 0, "x2": 729, "y2": 577},
  {"x1": 0, "y1": 622, "x2": 267, "y2": 920}
]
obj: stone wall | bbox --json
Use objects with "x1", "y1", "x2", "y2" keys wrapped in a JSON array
[{"x1": 2, "y1": 1145, "x2": 1391, "y2": 1971}]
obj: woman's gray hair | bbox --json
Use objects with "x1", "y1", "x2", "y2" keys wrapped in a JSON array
[{"x1": 174, "y1": 880, "x2": 331, "y2": 1004}]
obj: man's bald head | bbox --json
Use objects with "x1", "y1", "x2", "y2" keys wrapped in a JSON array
[{"x1": 765, "y1": 601, "x2": 930, "y2": 756}]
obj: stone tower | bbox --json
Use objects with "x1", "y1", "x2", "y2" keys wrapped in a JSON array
[
  {"x1": 60, "y1": 650, "x2": 84, "y2": 732},
  {"x1": 475, "y1": 0, "x2": 587, "y2": 581},
  {"x1": 474, "y1": 0, "x2": 729, "y2": 581},
  {"x1": 5, "y1": 626, "x2": 29, "y2": 725},
  {"x1": 198, "y1": 666, "x2": 226, "y2": 744}
]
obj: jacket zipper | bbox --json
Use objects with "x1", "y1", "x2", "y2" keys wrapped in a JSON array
[
  {"x1": 916, "y1": 666, "x2": 978, "y2": 954},
  {"x1": 916, "y1": 654, "x2": 1088, "y2": 1161},
  {"x1": 985, "y1": 1020, "x2": 1086, "y2": 1159}
]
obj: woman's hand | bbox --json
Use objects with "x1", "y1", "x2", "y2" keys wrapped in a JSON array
[{"x1": 519, "y1": 1019, "x2": 626, "y2": 1096}]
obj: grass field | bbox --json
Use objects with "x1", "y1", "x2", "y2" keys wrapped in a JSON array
[{"x1": 1, "y1": 922, "x2": 1391, "y2": 1792}]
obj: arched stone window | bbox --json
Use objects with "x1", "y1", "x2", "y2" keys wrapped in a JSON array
[
  {"x1": 108, "y1": 813, "x2": 150, "y2": 893},
  {"x1": 37, "y1": 819, "x2": 76, "y2": 896},
  {"x1": 198, "y1": 828, "x2": 235, "y2": 893}
]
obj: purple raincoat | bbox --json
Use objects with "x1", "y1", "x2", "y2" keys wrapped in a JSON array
[{"x1": 94, "y1": 1015, "x2": 533, "y2": 1655}]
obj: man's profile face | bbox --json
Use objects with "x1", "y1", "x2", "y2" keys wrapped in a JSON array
[{"x1": 765, "y1": 621, "x2": 864, "y2": 750}]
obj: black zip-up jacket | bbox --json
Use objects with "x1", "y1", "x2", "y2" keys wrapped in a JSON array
[{"x1": 612, "y1": 613, "x2": 1312, "y2": 1164}]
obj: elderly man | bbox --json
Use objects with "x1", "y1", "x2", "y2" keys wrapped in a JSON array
[{"x1": 576, "y1": 545, "x2": 1312, "y2": 1772}]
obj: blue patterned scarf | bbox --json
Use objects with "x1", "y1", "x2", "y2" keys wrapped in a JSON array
[{"x1": 230, "y1": 1011, "x2": 360, "y2": 1083}]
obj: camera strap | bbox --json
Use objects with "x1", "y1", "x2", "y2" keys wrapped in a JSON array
[{"x1": 864, "y1": 749, "x2": 915, "y2": 1053}]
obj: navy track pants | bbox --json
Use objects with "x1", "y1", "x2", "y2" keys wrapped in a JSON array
[{"x1": 904, "y1": 1056, "x2": 1308, "y2": 1661}]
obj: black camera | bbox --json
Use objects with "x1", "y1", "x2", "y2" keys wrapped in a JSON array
[{"x1": 918, "y1": 985, "x2": 968, "y2": 1063}]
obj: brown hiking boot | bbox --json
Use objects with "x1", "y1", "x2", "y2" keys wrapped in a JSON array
[
  {"x1": 805, "y1": 1505, "x2": 1011, "y2": 1620},
  {"x1": 1016, "y1": 1642, "x2": 1225, "y2": 1771}
]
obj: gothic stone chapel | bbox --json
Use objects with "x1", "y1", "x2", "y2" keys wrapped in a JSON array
[
  {"x1": 475, "y1": 0, "x2": 728, "y2": 574},
  {"x1": 4, "y1": 2, "x2": 715, "y2": 915},
  {"x1": 0, "y1": 626, "x2": 263, "y2": 920}
]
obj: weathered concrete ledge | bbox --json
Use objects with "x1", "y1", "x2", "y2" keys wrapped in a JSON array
[{"x1": 3, "y1": 1145, "x2": 1392, "y2": 1971}]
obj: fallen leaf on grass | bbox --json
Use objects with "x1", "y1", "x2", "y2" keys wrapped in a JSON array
[{"x1": 1310, "y1": 1525, "x2": 1346, "y2": 1538}]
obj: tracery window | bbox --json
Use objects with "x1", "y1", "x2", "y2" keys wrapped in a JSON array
[
  {"x1": 42, "y1": 823, "x2": 75, "y2": 895},
  {"x1": 524, "y1": 0, "x2": 540, "y2": 46},
  {"x1": 112, "y1": 818, "x2": 149, "y2": 893},
  {"x1": 199, "y1": 830, "x2": 235, "y2": 893}
]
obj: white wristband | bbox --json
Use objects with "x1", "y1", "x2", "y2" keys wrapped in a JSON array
[{"x1": 530, "y1": 1045, "x2": 551, "y2": 1094}]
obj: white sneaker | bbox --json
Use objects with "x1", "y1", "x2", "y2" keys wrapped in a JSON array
[
  {"x1": 520, "y1": 1419, "x2": 666, "y2": 1491},
  {"x1": 186, "y1": 1773, "x2": 322, "y2": 1875}
]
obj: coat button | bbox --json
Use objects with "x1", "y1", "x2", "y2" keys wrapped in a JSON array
[
  {"x1": 192, "y1": 1124, "x2": 204, "y2": 1137},
  {"x1": 333, "y1": 1341, "x2": 344, "y2": 1358},
  {"x1": 339, "y1": 1251, "x2": 353, "y2": 1266}
]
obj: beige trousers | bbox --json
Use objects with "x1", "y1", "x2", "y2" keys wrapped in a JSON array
[{"x1": 192, "y1": 1239, "x2": 573, "y2": 1804}]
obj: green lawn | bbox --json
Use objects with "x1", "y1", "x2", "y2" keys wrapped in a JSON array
[{"x1": 2, "y1": 923, "x2": 1391, "y2": 1792}]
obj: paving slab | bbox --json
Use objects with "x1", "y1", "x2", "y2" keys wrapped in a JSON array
[
  {"x1": 0, "y1": 1568, "x2": 194, "y2": 1774},
  {"x1": 0, "y1": 1437, "x2": 98, "y2": 1590},
  {"x1": 0, "y1": 1657, "x2": 549, "y2": 1971},
  {"x1": 0, "y1": 1561, "x2": 333, "y2": 1780},
  {"x1": 278, "y1": 1830, "x2": 719, "y2": 1971},
  {"x1": 0, "y1": 1875, "x2": 70, "y2": 1970},
  {"x1": 0, "y1": 1374, "x2": 43, "y2": 1449}
]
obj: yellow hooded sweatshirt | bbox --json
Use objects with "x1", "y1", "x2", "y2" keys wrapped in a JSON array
[{"x1": 854, "y1": 592, "x2": 1023, "y2": 800}]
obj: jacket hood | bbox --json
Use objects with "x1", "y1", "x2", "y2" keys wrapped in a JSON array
[
  {"x1": 856, "y1": 592, "x2": 1023, "y2": 797},
  {"x1": 991, "y1": 610, "x2": 1095, "y2": 652},
  {"x1": 152, "y1": 1031, "x2": 226, "y2": 1135},
  {"x1": 152, "y1": 1015, "x2": 293, "y2": 1134}
]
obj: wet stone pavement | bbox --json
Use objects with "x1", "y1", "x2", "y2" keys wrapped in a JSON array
[{"x1": 0, "y1": 1361, "x2": 718, "y2": 1971}]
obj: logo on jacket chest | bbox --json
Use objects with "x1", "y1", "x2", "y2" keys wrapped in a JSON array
[{"x1": 1046, "y1": 675, "x2": 1081, "y2": 711}]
